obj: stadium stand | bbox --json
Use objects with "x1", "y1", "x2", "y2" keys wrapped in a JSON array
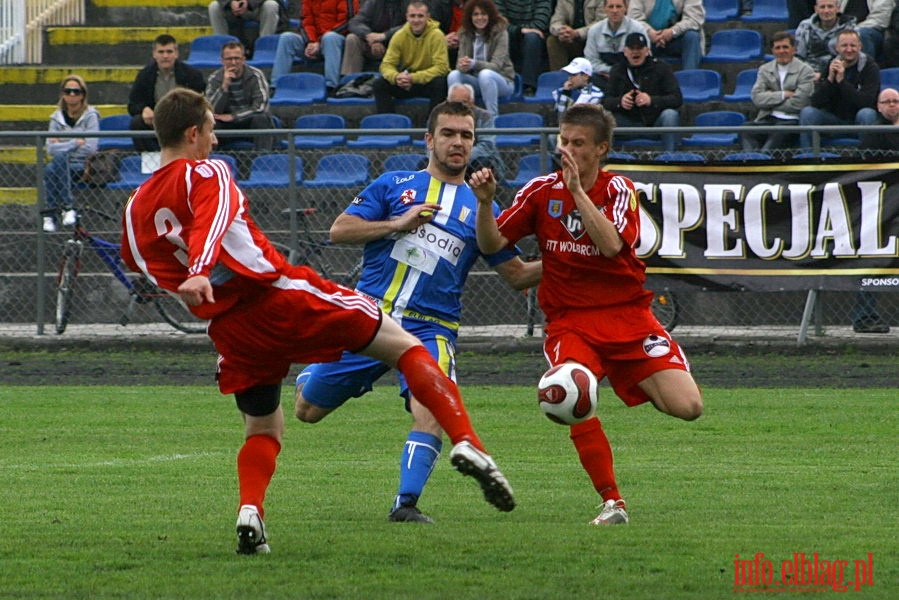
[
  {"x1": 184, "y1": 34, "x2": 239, "y2": 68},
  {"x1": 238, "y1": 154, "x2": 304, "y2": 187}
]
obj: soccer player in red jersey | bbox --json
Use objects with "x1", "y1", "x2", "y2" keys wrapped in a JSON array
[
  {"x1": 120, "y1": 88, "x2": 515, "y2": 554},
  {"x1": 470, "y1": 103, "x2": 703, "y2": 525}
]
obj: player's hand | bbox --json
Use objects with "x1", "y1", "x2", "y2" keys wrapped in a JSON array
[
  {"x1": 468, "y1": 167, "x2": 496, "y2": 204},
  {"x1": 178, "y1": 275, "x2": 214, "y2": 306},
  {"x1": 395, "y1": 204, "x2": 441, "y2": 231},
  {"x1": 558, "y1": 147, "x2": 582, "y2": 195}
]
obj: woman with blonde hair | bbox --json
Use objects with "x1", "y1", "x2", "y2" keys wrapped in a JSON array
[
  {"x1": 446, "y1": 0, "x2": 515, "y2": 118},
  {"x1": 43, "y1": 74, "x2": 100, "y2": 232}
]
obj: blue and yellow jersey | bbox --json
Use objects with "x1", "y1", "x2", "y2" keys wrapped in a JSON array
[{"x1": 346, "y1": 170, "x2": 517, "y2": 330}]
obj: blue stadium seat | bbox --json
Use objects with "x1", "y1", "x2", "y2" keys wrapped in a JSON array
[
  {"x1": 185, "y1": 34, "x2": 239, "y2": 68},
  {"x1": 675, "y1": 69, "x2": 722, "y2": 102},
  {"x1": 270, "y1": 73, "x2": 328, "y2": 105},
  {"x1": 741, "y1": 0, "x2": 789, "y2": 22},
  {"x1": 654, "y1": 151, "x2": 706, "y2": 162},
  {"x1": 494, "y1": 112, "x2": 544, "y2": 147},
  {"x1": 681, "y1": 111, "x2": 746, "y2": 146},
  {"x1": 703, "y1": 30, "x2": 763, "y2": 63},
  {"x1": 607, "y1": 151, "x2": 636, "y2": 161},
  {"x1": 384, "y1": 153, "x2": 428, "y2": 172},
  {"x1": 793, "y1": 151, "x2": 842, "y2": 159},
  {"x1": 499, "y1": 74, "x2": 524, "y2": 103},
  {"x1": 346, "y1": 113, "x2": 412, "y2": 148},
  {"x1": 723, "y1": 69, "x2": 758, "y2": 102},
  {"x1": 304, "y1": 153, "x2": 370, "y2": 187},
  {"x1": 880, "y1": 67, "x2": 899, "y2": 91},
  {"x1": 238, "y1": 154, "x2": 303, "y2": 188},
  {"x1": 504, "y1": 153, "x2": 545, "y2": 187},
  {"x1": 97, "y1": 114, "x2": 134, "y2": 151},
  {"x1": 292, "y1": 114, "x2": 346, "y2": 148},
  {"x1": 522, "y1": 71, "x2": 568, "y2": 104},
  {"x1": 106, "y1": 156, "x2": 150, "y2": 190},
  {"x1": 705, "y1": 0, "x2": 740, "y2": 22},
  {"x1": 247, "y1": 35, "x2": 282, "y2": 69},
  {"x1": 722, "y1": 151, "x2": 773, "y2": 161}
]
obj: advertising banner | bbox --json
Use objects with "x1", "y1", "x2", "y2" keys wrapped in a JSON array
[{"x1": 612, "y1": 161, "x2": 899, "y2": 292}]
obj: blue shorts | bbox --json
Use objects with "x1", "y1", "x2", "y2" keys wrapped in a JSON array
[{"x1": 298, "y1": 320, "x2": 458, "y2": 410}]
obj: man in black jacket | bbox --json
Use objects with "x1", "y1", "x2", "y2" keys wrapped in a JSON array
[
  {"x1": 341, "y1": 0, "x2": 410, "y2": 75},
  {"x1": 601, "y1": 32, "x2": 682, "y2": 151},
  {"x1": 128, "y1": 35, "x2": 206, "y2": 151}
]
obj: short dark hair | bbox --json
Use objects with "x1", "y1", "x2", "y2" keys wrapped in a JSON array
[
  {"x1": 154, "y1": 34, "x2": 177, "y2": 48},
  {"x1": 153, "y1": 88, "x2": 212, "y2": 148},
  {"x1": 560, "y1": 104, "x2": 616, "y2": 147},
  {"x1": 426, "y1": 101, "x2": 475, "y2": 136},
  {"x1": 220, "y1": 40, "x2": 245, "y2": 57},
  {"x1": 771, "y1": 31, "x2": 796, "y2": 47}
]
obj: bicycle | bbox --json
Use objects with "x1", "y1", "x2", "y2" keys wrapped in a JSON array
[
  {"x1": 54, "y1": 206, "x2": 206, "y2": 334},
  {"x1": 270, "y1": 206, "x2": 363, "y2": 287}
]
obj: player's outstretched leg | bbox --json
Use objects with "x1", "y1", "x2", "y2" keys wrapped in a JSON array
[{"x1": 449, "y1": 441, "x2": 516, "y2": 512}]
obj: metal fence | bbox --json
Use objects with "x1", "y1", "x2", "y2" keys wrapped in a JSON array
[{"x1": 1, "y1": 127, "x2": 896, "y2": 344}]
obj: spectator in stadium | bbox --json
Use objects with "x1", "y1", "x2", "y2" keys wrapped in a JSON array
[
  {"x1": 788, "y1": 0, "x2": 817, "y2": 29},
  {"x1": 121, "y1": 88, "x2": 517, "y2": 554},
  {"x1": 446, "y1": 82, "x2": 504, "y2": 177},
  {"x1": 128, "y1": 34, "x2": 206, "y2": 152},
  {"x1": 860, "y1": 86, "x2": 899, "y2": 149},
  {"x1": 839, "y1": 0, "x2": 892, "y2": 59},
  {"x1": 552, "y1": 57, "x2": 605, "y2": 122},
  {"x1": 601, "y1": 32, "x2": 682, "y2": 151},
  {"x1": 207, "y1": 0, "x2": 289, "y2": 55},
  {"x1": 471, "y1": 102, "x2": 703, "y2": 527},
  {"x1": 494, "y1": 0, "x2": 553, "y2": 94},
  {"x1": 372, "y1": 1, "x2": 449, "y2": 115},
  {"x1": 880, "y1": 3, "x2": 899, "y2": 67},
  {"x1": 795, "y1": 0, "x2": 857, "y2": 74},
  {"x1": 546, "y1": 0, "x2": 607, "y2": 72},
  {"x1": 627, "y1": 0, "x2": 705, "y2": 70},
  {"x1": 584, "y1": 0, "x2": 647, "y2": 84},
  {"x1": 446, "y1": 0, "x2": 515, "y2": 119},
  {"x1": 42, "y1": 75, "x2": 99, "y2": 233},
  {"x1": 742, "y1": 32, "x2": 816, "y2": 152},
  {"x1": 341, "y1": 0, "x2": 409, "y2": 76},
  {"x1": 269, "y1": 0, "x2": 359, "y2": 94},
  {"x1": 205, "y1": 41, "x2": 277, "y2": 150},
  {"x1": 294, "y1": 101, "x2": 541, "y2": 524},
  {"x1": 431, "y1": 0, "x2": 466, "y2": 65},
  {"x1": 799, "y1": 29, "x2": 880, "y2": 148}
]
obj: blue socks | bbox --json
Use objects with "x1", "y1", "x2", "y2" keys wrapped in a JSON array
[{"x1": 393, "y1": 430, "x2": 443, "y2": 510}]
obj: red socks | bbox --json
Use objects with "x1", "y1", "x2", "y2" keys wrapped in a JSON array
[
  {"x1": 397, "y1": 345, "x2": 483, "y2": 451},
  {"x1": 237, "y1": 434, "x2": 281, "y2": 517},
  {"x1": 570, "y1": 417, "x2": 621, "y2": 502}
]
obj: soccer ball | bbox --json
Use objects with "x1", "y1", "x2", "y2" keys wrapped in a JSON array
[{"x1": 537, "y1": 363, "x2": 597, "y2": 425}]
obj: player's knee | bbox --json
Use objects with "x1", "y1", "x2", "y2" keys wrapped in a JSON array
[
  {"x1": 674, "y1": 394, "x2": 703, "y2": 421},
  {"x1": 293, "y1": 389, "x2": 330, "y2": 423}
]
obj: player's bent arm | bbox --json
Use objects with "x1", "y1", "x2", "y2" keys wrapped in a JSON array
[
  {"x1": 474, "y1": 200, "x2": 508, "y2": 254},
  {"x1": 329, "y1": 206, "x2": 439, "y2": 244},
  {"x1": 493, "y1": 257, "x2": 542, "y2": 290},
  {"x1": 572, "y1": 188, "x2": 624, "y2": 257}
]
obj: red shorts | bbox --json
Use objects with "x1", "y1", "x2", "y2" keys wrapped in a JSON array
[
  {"x1": 543, "y1": 304, "x2": 691, "y2": 407},
  {"x1": 208, "y1": 265, "x2": 382, "y2": 394}
]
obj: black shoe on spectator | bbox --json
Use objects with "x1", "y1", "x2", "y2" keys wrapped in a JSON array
[{"x1": 853, "y1": 318, "x2": 890, "y2": 334}]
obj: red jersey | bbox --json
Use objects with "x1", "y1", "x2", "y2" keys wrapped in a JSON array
[
  {"x1": 121, "y1": 157, "x2": 290, "y2": 319},
  {"x1": 497, "y1": 169, "x2": 652, "y2": 320}
]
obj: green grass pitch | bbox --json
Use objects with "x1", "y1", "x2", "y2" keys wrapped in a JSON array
[{"x1": 1, "y1": 385, "x2": 895, "y2": 599}]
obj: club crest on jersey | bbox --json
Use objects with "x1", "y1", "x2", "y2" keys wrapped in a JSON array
[
  {"x1": 563, "y1": 210, "x2": 586, "y2": 240},
  {"x1": 643, "y1": 334, "x2": 671, "y2": 358},
  {"x1": 400, "y1": 189, "x2": 417, "y2": 205},
  {"x1": 548, "y1": 199, "x2": 564, "y2": 218}
]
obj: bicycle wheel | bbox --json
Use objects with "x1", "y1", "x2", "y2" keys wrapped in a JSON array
[
  {"x1": 270, "y1": 240, "x2": 334, "y2": 280},
  {"x1": 55, "y1": 255, "x2": 78, "y2": 334},
  {"x1": 149, "y1": 286, "x2": 207, "y2": 334},
  {"x1": 651, "y1": 291, "x2": 679, "y2": 332}
]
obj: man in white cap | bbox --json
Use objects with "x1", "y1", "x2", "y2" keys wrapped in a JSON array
[{"x1": 552, "y1": 56, "x2": 605, "y2": 121}]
